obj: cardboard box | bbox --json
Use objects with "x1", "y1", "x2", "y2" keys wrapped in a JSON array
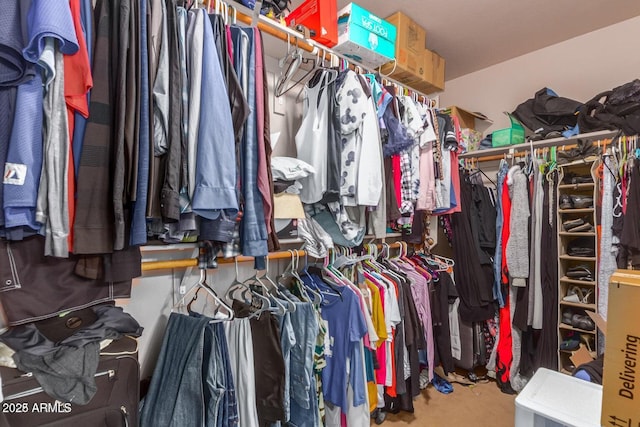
[
  {"x1": 285, "y1": 0, "x2": 338, "y2": 47},
  {"x1": 441, "y1": 106, "x2": 492, "y2": 131},
  {"x1": 334, "y1": 3, "x2": 396, "y2": 68},
  {"x1": 379, "y1": 50, "x2": 425, "y2": 82},
  {"x1": 412, "y1": 49, "x2": 445, "y2": 94},
  {"x1": 385, "y1": 12, "x2": 426, "y2": 55},
  {"x1": 601, "y1": 270, "x2": 640, "y2": 427}
]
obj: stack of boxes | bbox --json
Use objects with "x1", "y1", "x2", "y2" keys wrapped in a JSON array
[
  {"x1": 381, "y1": 12, "x2": 445, "y2": 94},
  {"x1": 284, "y1": 2, "x2": 446, "y2": 94}
]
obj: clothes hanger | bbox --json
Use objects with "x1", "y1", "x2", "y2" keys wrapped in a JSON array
[
  {"x1": 175, "y1": 268, "x2": 235, "y2": 321},
  {"x1": 260, "y1": 256, "x2": 296, "y2": 312},
  {"x1": 275, "y1": 34, "x2": 304, "y2": 97},
  {"x1": 297, "y1": 250, "x2": 324, "y2": 304},
  {"x1": 225, "y1": 257, "x2": 254, "y2": 305}
]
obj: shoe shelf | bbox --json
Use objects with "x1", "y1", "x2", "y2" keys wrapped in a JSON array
[
  {"x1": 559, "y1": 323, "x2": 597, "y2": 335},
  {"x1": 558, "y1": 255, "x2": 596, "y2": 262},
  {"x1": 558, "y1": 208, "x2": 595, "y2": 214},
  {"x1": 557, "y1": 157, "x2": 600, "y2": 373},
  {"x1": 559, "y1": 300, "x2": 597, "y2": 310},
  {"x1": 558, "y1": 183, "x2": 595, "y2": 190},
  {"x1": 558, "y1": 232, "x2": 596, "y2": 237},
  {"x1": 559, "y1": 276, "x2": 596, "y2": 285}
]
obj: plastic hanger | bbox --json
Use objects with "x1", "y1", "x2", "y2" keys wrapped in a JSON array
[
  {"x1": 225, "y1": 257, "x2": 254, "y2": 305},
  {"x1": 174, "y1": 268, "x2": 234, "y2": 321},
  {"x1": 260, "y1": 256, "x2": 296, "y2": 312},
  {"x1": 275, "y1": 35, "x2": 304, "y2": 97}
]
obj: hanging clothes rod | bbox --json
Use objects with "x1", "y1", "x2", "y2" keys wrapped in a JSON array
[
  {"x1": 141, "y1": 242, "x2": 404, "y2": 272},
  {"x1": 213, "y1": 0, "x2": 434, "y2": 99},
  {"x1": 458, "y1": 130, "x2": 618, "y2": 162}
]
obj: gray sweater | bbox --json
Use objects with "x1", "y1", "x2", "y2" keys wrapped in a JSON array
[{"x1": 506, "y1": 166, "x2": 530, "y2": 287}]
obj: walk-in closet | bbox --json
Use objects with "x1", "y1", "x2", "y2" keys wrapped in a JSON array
[{"x1": 1, "y1": 0, "x2": 639, "y2": 426}]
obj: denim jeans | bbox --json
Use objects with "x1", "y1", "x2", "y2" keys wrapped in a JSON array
[
  {"x1": 214, "y1": 322, "x2": 239, "y2": 427},
  {"x1": 203, "y1": 319, "x2": 225, "y2": 427},
  {"x1": 288, "y1": 302, "x2": 319, "y2": 427},
  {"x1": 140, "y1": 313, "x2": 212, "y2": 427},
  {"x1": 271, "y1": 312, "x2": 296, "y2": 427}
]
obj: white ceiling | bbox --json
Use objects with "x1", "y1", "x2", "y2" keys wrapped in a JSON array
[{"x1": 286, "y1": 0, "x2": 640, "y2": 80}]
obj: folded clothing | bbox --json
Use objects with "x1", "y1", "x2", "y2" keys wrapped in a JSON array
[{"x1": 271, "y1": 157, "x2": 316, "y2": 181}]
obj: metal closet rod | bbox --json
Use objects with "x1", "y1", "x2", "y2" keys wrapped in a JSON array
[
  {"x1": 218, "y1": 0, "x2": 433, "y2": 99},
  {"x1": 141, "y1": 241, "x2": 404, "y2": 272}
]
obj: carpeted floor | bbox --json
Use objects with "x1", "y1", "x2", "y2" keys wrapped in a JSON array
[{"x1": 372, "y1": 379, "x2": 517, "y2": 427}]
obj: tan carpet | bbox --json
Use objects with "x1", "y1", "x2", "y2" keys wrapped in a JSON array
[{"x1": 372, "y1": 380, "x2": 517, "y2": 427}]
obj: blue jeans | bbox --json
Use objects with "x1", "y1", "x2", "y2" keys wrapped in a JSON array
[
  {"x1": 288, "y1": 302, "x2": 319, "y2": 427},
  {"x1": 140, "y1": 313, "x2": 238, "y2": 427},
  {"x1": 140, "y1": 313, "x2": 212, "y2": 426},
  {"x1": 212, "y1": 322, "x2": 239, "y2": 427}
]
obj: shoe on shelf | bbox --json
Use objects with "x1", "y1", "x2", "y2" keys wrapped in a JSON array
[
  {"x1": 562, "y1": 309, "x2": 574, "y2": 325},
  {"x1": 566, "y1": 265, "x2": 593, "y2": 279},
  {"x1": 560, "y1": 330, "x2": 581, "y2": 351},
  {"x1": 559, "y1": 194, "x2": 573, "y2": 209},
  {"x1": 564, "y1": 172, "x2": 593, "y2": 184},
  {"x1": 568, "y1": 223, "x2": 595, "y2": 233},
  {"x1": 570, "y1": 195, "x2": 593, "y2": 209},
  {"x1": 562, "y1": 218, "x2": 584, "y2": 231},
  {"x1": 563, "y1": 286, "x2": 594, "y2": 304},
  {"x1": 567, "y1": 237, "x2": 595, "y2": 257},
  {"x1": 571, "y1": 313, "x2": 596, "y2": 331}
]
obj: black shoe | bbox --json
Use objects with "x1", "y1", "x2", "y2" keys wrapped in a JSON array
[
  {"x1": 566, "y1": 265, "x2": 593, "y2": 279},
  {"x1": 570, "y1": 195, "x2": 593, "y2": 209},
  {"x1": 562, "y1": 218, "x2": 584, "y2": 231},
  {"x1": 559, "y1": 194, "x2": 573, "y2": 209},
  {"x1": 568, "y1": 223, "x2": 594, "y2": 233}
]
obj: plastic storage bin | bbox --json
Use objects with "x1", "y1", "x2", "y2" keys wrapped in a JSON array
[
  {"x1": 515, "y1": 368, "x2": 602, "y2": 427},
  {"x1": 492, "y1": 112, "x2": 525, "y2": 147}
]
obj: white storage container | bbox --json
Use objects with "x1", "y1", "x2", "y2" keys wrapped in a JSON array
[{"x1": 515, "y1": 368, "x2": 602, "y2": 427}]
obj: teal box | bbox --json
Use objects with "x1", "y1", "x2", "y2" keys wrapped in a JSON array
[{"x1": 334, "y1": 3, "x2": 396, "y2": 68}]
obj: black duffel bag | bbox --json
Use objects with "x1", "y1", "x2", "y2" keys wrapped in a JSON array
[
  {"x1": 578, "y1": 79, "x2": 640, "y2": 135},
  {"x1": 512, "y1": 88, "x2": 582, "y2": 136}
]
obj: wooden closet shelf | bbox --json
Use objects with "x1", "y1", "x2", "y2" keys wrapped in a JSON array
[
  {"x1": 558, "y1": 208, "x2": 595, "y2": 214},
  {"x1": 559, "y1": 323, "x2": 597, "y2": 334},
  {"x1": 559, "y1": 276, "x2": 596, "y2": 285},
  {"x1": 559, "y1": 255, "x2": 597, "y2": 262},
  {"x1": 560, "y1": 301, "x2": 597, "y2": 310},
  {"x1": 558, "y1": 183, "x2": 595, "y2": 190},
  {"x1": 558, "y1": 232, "x2": 597, "y2": 237}
]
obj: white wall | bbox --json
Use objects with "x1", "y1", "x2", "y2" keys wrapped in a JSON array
[{"x1": 439, "y1": 16, "x2": 640, "y2": 134}]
